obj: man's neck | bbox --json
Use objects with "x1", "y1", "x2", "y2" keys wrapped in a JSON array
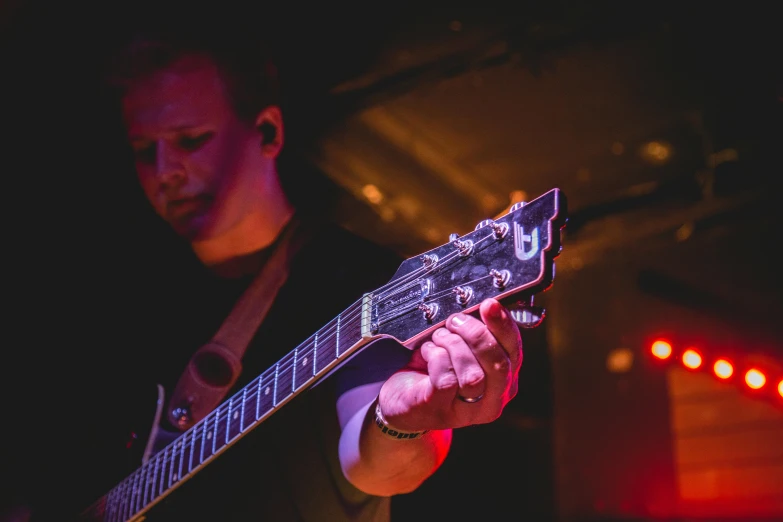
[{"x1": 191, "y1": 201, "x2": 295, "y2": 276}]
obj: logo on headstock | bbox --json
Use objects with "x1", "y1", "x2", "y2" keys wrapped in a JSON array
[{"x1": 514, "y1": 222, "x2": 539, "y2": 261}]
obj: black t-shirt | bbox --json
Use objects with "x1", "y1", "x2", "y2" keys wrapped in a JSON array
[{"x1": 8, "y1": 219, "x2": 411, "y2": 521}]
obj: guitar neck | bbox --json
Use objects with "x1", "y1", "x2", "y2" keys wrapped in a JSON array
[
  {"x1": 80, "y1": 187, "x2": 567, "y2": 522},
  {"x1": 86, "y1": 295, "x2": 375, "y2": 522}
]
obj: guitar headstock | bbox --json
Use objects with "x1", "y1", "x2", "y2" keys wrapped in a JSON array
[{"x1": 370, "y1": 188, "x2": 567, "y2": 346}]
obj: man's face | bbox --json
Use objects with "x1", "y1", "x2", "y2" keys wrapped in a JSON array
[{"x1": 121, "y1": 56, "x2": 269, "y2": 241}]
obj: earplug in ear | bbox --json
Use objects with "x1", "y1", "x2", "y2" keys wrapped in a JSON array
[{"x1": 257, "y1": 122, "x2": 277, "y2": 145}]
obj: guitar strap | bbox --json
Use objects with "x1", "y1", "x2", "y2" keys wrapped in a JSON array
[{"x1": 164, "y1": 214, "x2": 311, "y2": 432}]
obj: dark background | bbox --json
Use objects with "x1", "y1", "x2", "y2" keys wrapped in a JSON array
[{"x1": 2, "y1": 1, "x2": 781, "y2": 521}]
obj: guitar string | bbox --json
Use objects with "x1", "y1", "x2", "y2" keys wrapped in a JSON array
[
  {"x1": 107, "y1": 266, "x2": 444, "y2": 520},
  {"x1": 107, "y1": 230, "x2": 505, "y2": 518},
  {"x1": 107, "y1": 240, "x2": 504, "y2": 521},
  {"x1": 108, "y1": 231, "x2": 506, "y2": 520}
]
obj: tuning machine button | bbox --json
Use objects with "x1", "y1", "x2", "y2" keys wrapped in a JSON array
[
  {"x1": 507, "y1": 296, "x2": 545, "y2": 328},
  {"x1": 509, "y1": 201, "x2": 527, "y2": 213},
  {"x1": 475, "y1": 219, "x2": 493, "y2": 230}
]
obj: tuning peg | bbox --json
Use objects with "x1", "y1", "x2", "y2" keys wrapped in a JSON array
[
  {"x1": 509, "y1": 201, "x2": 527, "y2": 213},
  {"x1": 510, "y1": 306, "x2": 546, "y2": 328},
  {"x1": 507, "y1": 297, "x2": 545, "y2": 328},
  {"x1": 475, "y1": 219, "x2": 494, "y2": 230},
  {"x1": 449, "y1": 233, "x2": 460, "y2": 242}
]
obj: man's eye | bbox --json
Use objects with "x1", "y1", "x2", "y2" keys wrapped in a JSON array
[{"x1": 179, "y1": 132, "x2": 213, "y2": 151}]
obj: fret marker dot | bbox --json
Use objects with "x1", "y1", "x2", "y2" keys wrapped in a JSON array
[
  {"x1": 206, "y1": 432, "x2": 212, "y2": 439},
  {"x1": 172, "y1": 473, "x2": 177, "y2": 481},
  {"x1": 265, "y1": 386, "x2": 271, "y2": 395},
  {"x1": 233, "y1": 411, "x2": 239, "y2": 420},
  {"x1": 302, "y1": 357, "x2": 308, "y2": 366}
]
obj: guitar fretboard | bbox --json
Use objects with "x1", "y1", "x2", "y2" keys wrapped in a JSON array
[{"x1": 95, "y1": 297, "x2": 369, "y2": 522}]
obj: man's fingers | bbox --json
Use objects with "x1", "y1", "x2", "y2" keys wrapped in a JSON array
[{"x1": 479, "y1": 298, "x2": 523, "y2": 372}]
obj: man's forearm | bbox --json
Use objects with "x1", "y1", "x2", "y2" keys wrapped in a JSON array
[{"x1": 338, "y1": 398, "x2": 452, "y2": 497}]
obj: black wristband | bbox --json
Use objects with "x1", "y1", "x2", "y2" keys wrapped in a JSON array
[{"x1": 373, "y1": 398, "x2": 428, "y2": 440}]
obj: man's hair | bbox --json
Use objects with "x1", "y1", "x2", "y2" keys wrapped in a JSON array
[{"x1": 104, "y1": 18, "x2": 280, "y2": 123}]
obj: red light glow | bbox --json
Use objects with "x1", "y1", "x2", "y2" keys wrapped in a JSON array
[
  {"x1": 713, "y1": 359, "x2": 734, "y2": 379},
  {"x1": 651, "y1": 340, "x2": 672, "y2": 359},
  {"x1": 745, "y1": 369, "x2": 766, "y2": 389},
  {"x1": 682, "y1": 349, "x2": 702, "y2": 369},
  {"x1": 778, "y1": 379, "x2": 783, "y2": 398}
]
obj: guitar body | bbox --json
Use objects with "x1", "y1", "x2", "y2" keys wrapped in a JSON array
[{"x1": 77, "y1": 188, "x2": 567, "y2": 522}]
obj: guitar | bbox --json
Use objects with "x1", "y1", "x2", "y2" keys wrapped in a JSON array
[{"x1": 77, "y1": 187, "x2": 567, "y2": 522}]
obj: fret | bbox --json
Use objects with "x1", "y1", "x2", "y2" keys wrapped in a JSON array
[
  {"x1": 158, "y1": 447, "x2": 170, "y2": 496},
  {"x1": 293, "y1": 342, "x2": 315, "y2": 390},
  {"x1": 343, "y1": 301, "x2": 365, "y2": 350},
  {"x1": 273, "y1": 357, "x2": 295, "y2": 405},
  {"x1": 239, "y1": 386, "x2": 247, "y2": 432},
  {"x1": 211, "y1": 408, "x2": 221, "y2": 455},
  {"x1": 129, "y1": 468, "x2": 144, "y2": 515},
  {"x1": 103, "y1": 488, "x2": 114, "y2": 522},
  {"x1": 199, "y1": 417, "x2": 209, "y2": 463},
  {"x1": 167, "y1": 440, "x2": 178, "y2": 488},
  {"x1": 150, "y1": 452, "x2": 160, "y2": 506},
  {"x1": 192, "y1": 421, "x2": 205, "y2": 469},
  {"x1": 106, "y1": 483, "x2": 119, "y2": 522},
  {"x1": 141, "y1": 459, "x2": 152, "y2": 507},
  {"x1": 315, "y1": 323, "x2": 338, "y2": 375},
  {"x1": 140, "y1": 463, "x2": 151, "y2": 510},
  {"x1": 108, "y1": 487, "x2": 120, "y2": 522},
  {"x1": 187, "y1": 425, "x2": 196, "y2": 473},
  {"x1": 256, "y1": 373, "x2": 274, "y2": 421},
  {"x1": 200, "y1": 412, "x2": 217, "y2": 461},
  {"x1": 122, "y1": 475, "x2": 133, "y2": 521},
  {"x1": 242, "y1": 378, "x2": 260, "y2": 428},
  {"x1": 226, "y1": 396, "x2": 242, "y2": 442},
  {"x1": 312, "y1": 332, "x2": 318, "y2": 380},
  {"x1": 336, "y1": 314, "x2": 341, "y2": 356},
  {"x1": 177, "y1": 436, "x2": 187, "y2": 482},
  {"x1": 115, "y1": 477, "x2": 126, "y2": 521},
  {"x1": 292, "y1": 347, "x2": 298, "y2": 392}
]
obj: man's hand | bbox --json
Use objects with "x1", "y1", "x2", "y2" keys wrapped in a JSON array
[{"x1": 378, "y1": 297, "x2": 523, "y2": 431}]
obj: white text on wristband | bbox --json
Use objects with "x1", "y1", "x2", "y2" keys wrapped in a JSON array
[{"x1": 374, "y1": 400, "x2": 428, "y2": 440}]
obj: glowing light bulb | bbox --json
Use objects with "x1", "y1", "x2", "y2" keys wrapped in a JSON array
[
  {"x1": 682, "y1": 349, "x2": 702, "y2": 369},
  {"x1": 651, "y1": 340, "x2": 672, "y2": 359},
  {"x1": 713, "y1": 359, "x2": 734, "y2": 379},
  {"x1": 745, "y1": 369, "x2": 766, "y2": 390}
]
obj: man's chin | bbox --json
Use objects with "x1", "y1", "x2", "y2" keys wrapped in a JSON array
[{"x1": 169, "y1": 214, "x2": 214, "y2": 242}]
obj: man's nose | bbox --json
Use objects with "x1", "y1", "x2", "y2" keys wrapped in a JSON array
[{"x1": 155, "y1": 140, "x2": 186, "y2": 186}]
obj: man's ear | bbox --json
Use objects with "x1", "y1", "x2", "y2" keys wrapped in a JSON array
[{"x1": 255, "y1": 105, "x2": 284, "y2": 158}]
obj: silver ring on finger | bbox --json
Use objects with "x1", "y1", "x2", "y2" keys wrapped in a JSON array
[{"x1": 457, "y1": 393, "x2": 484, "y2": 403}]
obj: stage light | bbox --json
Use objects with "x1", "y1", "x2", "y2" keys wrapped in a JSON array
[
  {"x1": 778, "y1": 379, "x2": 783, "y2": 398},
  {"x1": 682, "y1": 349, "x2": 702, "y2": 369},
  {"x1": 745, "y1": 369, "x2": 766, "y2": 390},
  {"x1": 713, "y1": 359, "x2": 733, "y2": 379},
  {"x1": 651, "y1": 340, "x2": 672, "y2": 359}
]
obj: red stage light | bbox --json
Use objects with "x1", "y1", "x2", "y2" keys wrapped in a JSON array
[
  {"x1": 777, "y1": 379, "x2": 783, "y2": 398},
  {"x1": 651, "y1": 340, "x2": 672, "y2": 359},
  {"x1": 682, "y1": 349, "x2": 702, "y2": 369},
  {"x1": 745, "y1": 369, "x2": 766, "y2": 390},
  {"x1": 713, "y1": 359, "x2": 734, "y2": 379}
]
